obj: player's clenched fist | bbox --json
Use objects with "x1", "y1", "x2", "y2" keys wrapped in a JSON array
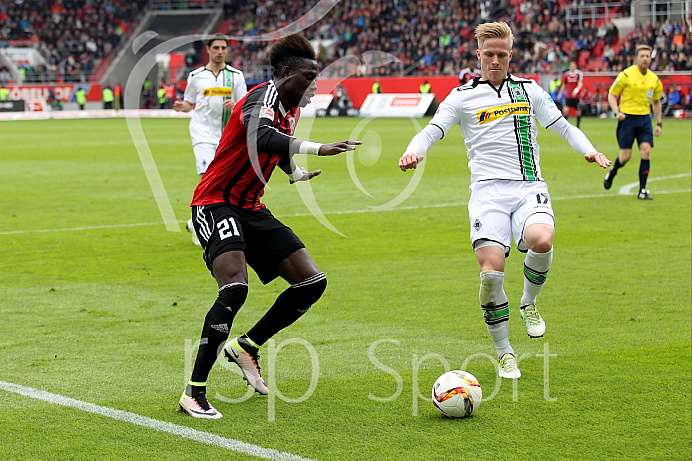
[{"x1": 399, "y1": 153, "x2": 424, "y2": 171}]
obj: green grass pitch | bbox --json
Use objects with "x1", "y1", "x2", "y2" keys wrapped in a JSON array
[{"x1": 0, "y1": 116, "x2": 690, "y2": 460}]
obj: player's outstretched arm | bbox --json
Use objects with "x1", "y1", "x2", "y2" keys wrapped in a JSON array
[
  {"x1": 291, "y1": 139, "x2": 361, "y2": 156},
  {"x1": 548, "y1": 117, "x2": 610, "y2": 168},
  {"x1": 398, "y1": 123, "x2": 445, "y2": 171},
  {"x1": 318, "y1": 140, "x2": 362, "y2": 156},
  {"x1": 584, "y1": 152, "x2": 611, "y2": 168}
]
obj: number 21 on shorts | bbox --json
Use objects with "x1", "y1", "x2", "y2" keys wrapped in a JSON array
[{"x1": 217, "y1": 217, "x2": 240, "y2": 240}]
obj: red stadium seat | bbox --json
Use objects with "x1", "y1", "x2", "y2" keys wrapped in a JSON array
[{"x1": 592, "y1": 39, "x2": 605, "y2": 57}]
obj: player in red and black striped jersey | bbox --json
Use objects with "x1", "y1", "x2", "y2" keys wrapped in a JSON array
[
  {"x1": 180, "y1": 34, "x2": 361, "y2": 419},
  {"x1": 192, "y1": 80, "x2": 289, "y2": 209},
  {"x1": 558, "y1": 61, "x2": 584, "y2": 127},
  {"x1": 191, "y1": 79, "x2": 305, "y2": 209}
]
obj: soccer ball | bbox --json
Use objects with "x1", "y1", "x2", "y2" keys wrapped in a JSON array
[{"x1": 432, "y1": 370, "x2": 482, "y2": 418}]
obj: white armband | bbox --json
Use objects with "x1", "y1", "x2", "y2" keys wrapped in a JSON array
[
  {"x1": 299, "y1": 141, "x2": 322, "y2": 155},
  {"x1": 288, "y1": 165, "x2": 305, "y2": 182}
]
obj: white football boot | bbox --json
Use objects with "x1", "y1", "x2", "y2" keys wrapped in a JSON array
[
  {"x1": 520, "y1": 302, "x2": 546, "y2": 338},
  {"x1": 224, "y1": 338, "x2": 269, "y2": 395},
  {"x1": 179, "y1": 392, "x2": 222, "y2": 419},
  {"x1": 498, "y1": 353, "x2": 521, "y2": 379}
]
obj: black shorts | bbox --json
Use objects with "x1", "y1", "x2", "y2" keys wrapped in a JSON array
[
  {"x1": 191, "y1": 204, "x2": 305, "y2": 284},
  {"x1": 565, "y1": 98, "x2": 580, "y2": 109},
  {"x1": 616, "y1": 114, "x2": 654, "y2": 149}
]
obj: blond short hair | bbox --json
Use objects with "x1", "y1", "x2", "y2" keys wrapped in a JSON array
[
  {"x1": 475, "y1": 22, "x2": 514, "y2": 49},
  {"x1": 635, "y1": 44, "x2": 652, "y2": 56}
]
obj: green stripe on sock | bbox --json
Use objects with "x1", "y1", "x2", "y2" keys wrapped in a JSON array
[
  {"x1": 188, "y1": 381, "x2": 206, "y2": 387},
  {"x1": 483, "y1": 306, "x2": 510, "y2": 321},
  {"x1": 524, "y1": 266, "x2": 548, "y2": 284}
]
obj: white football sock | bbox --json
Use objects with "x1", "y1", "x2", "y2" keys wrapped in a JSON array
[
  {"x1": 480, "y1": 271, "x2": 514, "y2": 358},
  {"x1": 521, "y1": 248, "x2": 553, "y2": 307}
]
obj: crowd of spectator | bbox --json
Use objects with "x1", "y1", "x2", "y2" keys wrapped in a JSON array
[
  {"x1": 0, "y1": 0, "x2": 146, "y2": 83},
  {"x1": 218, "y1": 0, "x2": 516, "y2": 78},
  {"x1": 214, "y1": 0, "x2": 690, "y2": 79},
  {"x1": 0, "y1": 0, "x2": 690, "y2": 86},
  {"x1": 624, "y1": 19, "x2": 691, "y2": 71}
]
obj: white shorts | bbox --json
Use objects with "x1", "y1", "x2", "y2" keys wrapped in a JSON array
[
  {"x1": 193, "y1": 142, "x2": 218, "y2": 175},
  {"x1": 468, "y1": 180, "x2": 555, "y2": 255}
]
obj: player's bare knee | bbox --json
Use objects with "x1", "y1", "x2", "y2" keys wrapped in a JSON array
[
  {"x1": 529, "y1": 238, "x2": 553, "y2": 254},
  {"x1": 524, "y1": 223, "x2": 554, "y2": 253}
]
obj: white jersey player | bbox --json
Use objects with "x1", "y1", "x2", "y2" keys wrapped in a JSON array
[
  {"x1": 400, "y1": 22, "x2": 610, "y2": 380},
  {"x1": 174, "y1": 35, "x2": 247, "y2": 244},
  {"x1": 184, "y1": 64, "x2": 246, "y2": 171}
]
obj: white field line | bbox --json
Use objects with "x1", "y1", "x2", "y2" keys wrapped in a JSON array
[
  {"x1": 0, "y1": 380, "x2": 316, "y2": 461},
  {"x1": 1, "y1": 182, "x2": 690, "y2": 236},
  {"x1": 618, "y1": 173, "x2": 692, "y2": 195},
  {"x1": 0, "y1": 221, "x2": 179, "y2": 235}
]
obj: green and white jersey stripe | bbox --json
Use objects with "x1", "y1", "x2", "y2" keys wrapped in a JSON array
[
  {"x1": 507, "y1": 81, "x2": 539, "y2": 181},
  {"x1": 221, "y1": 68, "x2": 236, "y2": 129}
]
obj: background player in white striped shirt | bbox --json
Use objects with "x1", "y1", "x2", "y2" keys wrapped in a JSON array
[
  {"x1": 174, "y1": 34, "x2": 248, "y2": 244},
  {"x1": 400, "y1": 22, "x2": 610, "y2": 379}
]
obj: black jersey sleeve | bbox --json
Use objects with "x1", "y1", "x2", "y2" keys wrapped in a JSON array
[{"x1": 242, "y1": 83, "x2": 293, "y2": 158}]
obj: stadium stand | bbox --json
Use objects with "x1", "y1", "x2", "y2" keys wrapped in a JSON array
[
  {"x1": 206, "y1": 0, "x2": 688, "y2": 78},
  {"x1": 0, "y1": 0, "x2": 147, "y2": 83},
  {"x1": 99, "y1": 6, "x2": 222, "y2": 93},
  {"x1": 3, "y1": 0, "x2": 689, "y2": 82},
  {"x1": 0, "y1": 0, "x2": 689, "y2": 113}
]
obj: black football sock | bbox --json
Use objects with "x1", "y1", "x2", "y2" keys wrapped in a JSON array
[
  {"x1": 186, "y1": 382, "x2": 206, "y2": 396},
  {"x1": 237, "y1": 335, "x2": 259, "y2": 354},
  {"x1": 611, "y1": 156, "x2": 623, "y2": 174},
  {"x1": 190, "y1": 283, "x2": 248, "y2": 383},
  {"x1": 639, "y1": 159, "x2": 650, "y2": 191},
  {"x1": 246, "y1": 273, "x2": 327, "y2": 346}
]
